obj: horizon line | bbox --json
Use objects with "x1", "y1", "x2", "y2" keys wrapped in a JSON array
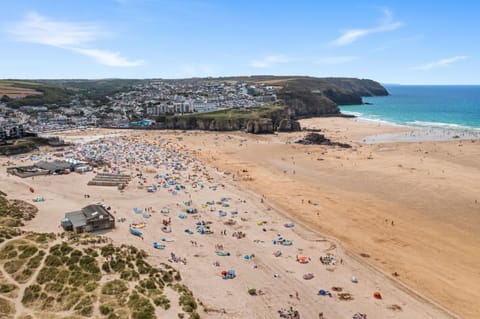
[{"x1": 1, "y1": 76, "x2": 479, "y2": 86}]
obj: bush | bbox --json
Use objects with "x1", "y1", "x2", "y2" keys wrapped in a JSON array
[
  {"x1": 55, "y1": 269, "x2": 70, "y2": 285},
  {"x1": 179, "y1": 294, "x2": 197, "y2": 313},
  {"x1": 153, "y1": 295, "x2": 170, "y2": 310},
  {"x1": 79, "y1": 255, "x2": 100, "y2": 274},
  {"x1": 107, "y1": 313, "x2": 120, "y2": 319},
  {"x1": 22, "y1": 284, "x2": 42, "y2": 305},
  {"x1": 0, "y1": 283, "x2": 17, "y2": 293},
  {"x1": 144, "y1": 279, "x2": 156, "y2": 290},
  {"x1": 4, "y1": 259, "x2": 25, "y2": 274},
  {"x1": 84, "y1": 282, "x2": 97, "y2": 292},
  {"x1": 45, "y1": 255, "x2": 63, "y2": 267},
  {"x1": 74, "y1": 296, "x2": 94, "y2": 316},
  {"x1": 100, "y1": 304, "x2": 112, "y2": 315},
  {"x1": 27, "y1": 254, "x2": 43, "y2": 268},
  {"x1": 162, "y1": 271, "x2": 173, "y2": 283},
  {"x1": 248, "y1": 288, "x2": 257, "y2": 295},
  {"x1": 16, "y1": 267, "x2": 33, "y2": 282},
  {"x1": 19, "y1": 245, "x2": 38, "y2": 259},
  {"x1": 0, "y1": 297, "x2": 15, "y2": 315},
  {"x1": 120, "y1": 269, "x2": 139, "y2": 281},
  {"x1": 45, "y1": 282, "x2": 63, "y2": 293},
  {"x1": 110, "y1": 259, "x2": 126, "y2": 272},
  {"x1": 37, "y1": 267, "x2": 57, "y2": 284},
  {"x1": 189, "y1": 312, "x2": 201, "y2": 319},
  {"x1": 4, "y1": 249, "x2": 18, "y2": 259},
  {"x1": 136, "y1": 259, "x2": 152, "y2": 274},
  {"x1": 101, "y1": 245, "x2": 116, "y2": 257},
  {"x1": 102, "y1": 262, "x2": 111, "y2": 273},
  {"x1": 128, "y1": 293, "x2": 155, "y2": 319},
  {"x1": 102, "y1": 280, "x2": 128, "y2": 295}
]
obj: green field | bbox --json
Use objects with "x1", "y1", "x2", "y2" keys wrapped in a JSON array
[{"x1": 183, "y1": 102, "x2": 284, "y2": 120}]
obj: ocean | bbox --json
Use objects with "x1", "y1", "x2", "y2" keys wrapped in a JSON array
[{"x1": 340, "y1": 85, "x2": 480, "y2": 130}]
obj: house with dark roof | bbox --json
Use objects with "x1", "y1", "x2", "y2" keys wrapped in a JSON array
[
  {"x1": 35, "y1": 160, "x2": 74, "y2": 174},
  {"x1": 62, "y1": 204, "x2": 115, "y2": 233}
]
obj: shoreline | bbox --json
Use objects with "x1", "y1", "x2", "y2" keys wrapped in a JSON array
[{"x1": 338, "y1": 113, "x2": 480, "y2": 143}]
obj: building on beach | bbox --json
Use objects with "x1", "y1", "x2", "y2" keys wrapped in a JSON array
[{"x1": 62, "y1": 204, "x2": 115, "y2": 233}]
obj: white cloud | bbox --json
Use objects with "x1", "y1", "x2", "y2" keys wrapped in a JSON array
[
  {"x1": 330, "y1": 9, "x2": 402, "y2": 46},
  {"x1": 71, "y1": 48, "x2": 144, "y2": 67},
  {"x1": 314, "y1": 56, "x2": 357, "y2": 65},
  {"x1": 250, "y1": 55, "x2": 289, "y2": 68},
  {"x1": 10, "y1": 12, "x2": 100, "y2": 46},
  {"x1": 8, "y1": 12, "x2": 143, "y2": 67},
  {"x1": 411, "y1": 56, "x2": 468, "y2": 70}
]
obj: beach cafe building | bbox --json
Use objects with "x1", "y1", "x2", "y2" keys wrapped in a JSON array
[{"x1": 62, "y1": 204, "x2": 115, "y2": 233}]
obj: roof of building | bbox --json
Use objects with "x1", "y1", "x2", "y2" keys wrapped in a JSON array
[
  {"x1": 65, "y1": 210, "x2": 87, "y2": 228},
  {"x1": 65, "y1": 204, "x2": 114, "y2": 228},
  {"x1": 35, "y1": 160, "x2": 73, "y2": 171},
  {"x1": 82, "y1": 204, "x2": 113, "y2": 220}
]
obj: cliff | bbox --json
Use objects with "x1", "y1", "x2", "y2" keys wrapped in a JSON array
[
  {"x1": 275, "y1": 77, "x2": 388, "y2": 118},
  {"x1": 153, "y1": 104, "x2": 300, "y2": 134}
]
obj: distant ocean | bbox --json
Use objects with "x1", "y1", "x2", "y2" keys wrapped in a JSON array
[{"x1": 340, "y1": 85, "x2": 480, "y2": 130}]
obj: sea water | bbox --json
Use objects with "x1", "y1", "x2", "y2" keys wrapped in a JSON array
[{"x1": 340, "y1": 85, "x2": 480, "y2": 130}]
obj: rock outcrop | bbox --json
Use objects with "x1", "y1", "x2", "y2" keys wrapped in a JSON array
[
  {"x1": 152, "y1": 110, "x2": 300, "y2": 134},
  {"x1": 277, "y1": 119, "x2": 301, "y2": 132},
  {"x1": 246, "y1": 119, "x2": 274, "y2": 134},
  {"x1": 296, "y1": 133, "x2": 351, "y2": 148}
]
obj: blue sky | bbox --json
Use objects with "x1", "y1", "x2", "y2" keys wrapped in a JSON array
[{"x1": 0, "y1": 0, "x2": 478, "y2": 84}]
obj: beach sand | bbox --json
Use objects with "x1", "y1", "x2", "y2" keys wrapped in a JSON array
[
  {"x1": 1, "y1": 120, "x2": 477, "y2": 318},
  {"x1": 180, "y1": 117, "x2": 480, "y2": 318}
]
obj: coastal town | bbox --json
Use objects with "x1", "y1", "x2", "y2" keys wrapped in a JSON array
[{"x1": 0, "y1": 79, "x2": 278, "y2": 136}]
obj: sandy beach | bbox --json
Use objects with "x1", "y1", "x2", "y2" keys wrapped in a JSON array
[{"x1": 1, "y1": 119, "x2": 478, "y2": 318}]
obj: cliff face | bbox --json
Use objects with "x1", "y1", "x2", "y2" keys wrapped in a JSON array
[
  {"x1": 155, "y1": 106, "x2": 300, "y2": 134},
  {"x1": 277, "y1": 90, "x2": 339, "y2": 118},
  {"x1": 276, "y1": 77, "x2": 388, "y2": 118}
]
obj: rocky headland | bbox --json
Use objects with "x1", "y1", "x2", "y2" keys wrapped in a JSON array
[{"x1": 150, "y1": 76, "x2": 388, "y2": 134}]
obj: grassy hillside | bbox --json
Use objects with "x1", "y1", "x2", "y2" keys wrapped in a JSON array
[
  {"x1": 0, "y1": 80, "x2": 44, "y2": 99},
  {"x1": 2, "y1": 79, "x2": 142, "y2": 109},
  {"x1": 183, "y1": 102, "x2": 284, "y2": 120},
  {"x1": 0, "y1": 192, "x2": 202, "y2": 319},
  {"x1": 0, "y1": 137, "x2": 53, "y2": 156}
]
